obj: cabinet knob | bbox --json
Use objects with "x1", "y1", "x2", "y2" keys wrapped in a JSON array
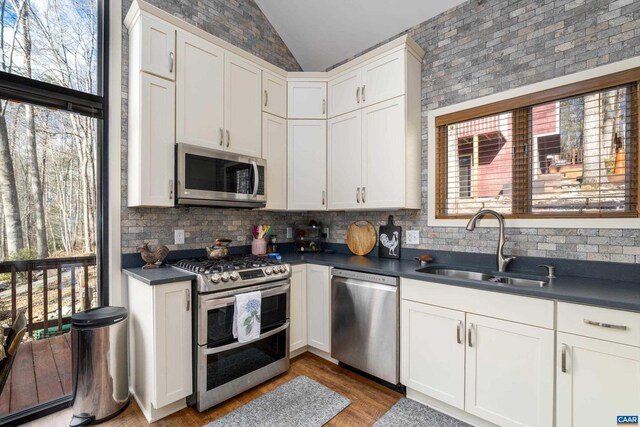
[
  {"x1": 467, "y1": 323, "x2": 474, "y2": 347},
  {"x1": 456, "y1": 320, "x2": 463, "y2": 344},
  {"x1": 362, "y1": 187, "x2": 366, "y2": 203},
  {"x1": 226, "y1": 129, "x2": 230, "y2": 147},
  {"x1": 219, "y1": 128, "x2": 224, "y2": 146},
  {"x1": 561, "y1": 343, "x2": 569, "y2": 373},
  {"x1": 356, "y1": 187, "x2": 360, "y2": 203},
  {"x1": 356, "y1": 87, "x2": 361, "y2": 104},
  {"x1": 169, "y1": 179, "x2": 174, "y2": 200},
  {"x1": 169, "y1": 52, "x2": 174, "y2": 73},
  {"x1": 361, "y1": 85, "x2": 366, "y2": 102},
  {"x1": 322, "y1": 99, "x2": 326, "y2": 115},
  {"x1": 264, "y1": 90, "x2": 268, "y2": 107}
]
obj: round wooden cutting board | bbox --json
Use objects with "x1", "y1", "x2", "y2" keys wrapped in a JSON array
[{"x1": 346, "y1": 221, "x2": 378, "y2": 255}]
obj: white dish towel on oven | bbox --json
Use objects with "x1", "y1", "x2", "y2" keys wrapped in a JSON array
[{"x1": 232, "y1": 291, "x2": 261, "y2": 343}]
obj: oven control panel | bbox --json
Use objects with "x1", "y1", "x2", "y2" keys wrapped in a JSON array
[{"x1": 239, "y1": 269, "x2": 266, "y2": 280}]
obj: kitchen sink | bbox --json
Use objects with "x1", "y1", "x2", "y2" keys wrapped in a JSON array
[{"x1": 416, "y1": 267, "x2": 547, "y2": 288}]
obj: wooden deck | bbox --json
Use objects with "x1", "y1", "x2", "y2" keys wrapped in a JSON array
[{"x1": 0, "y1": 334, "x2": 72, "y2": 417}]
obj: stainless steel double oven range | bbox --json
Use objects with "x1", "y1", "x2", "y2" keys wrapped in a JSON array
[{"x1": 173, "y1": 256, "x2": 291, "y2": 411}]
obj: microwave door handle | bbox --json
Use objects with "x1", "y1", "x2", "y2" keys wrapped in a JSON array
[{"x1": 251, "y1": 161, "x2": 259, "y2": 198}]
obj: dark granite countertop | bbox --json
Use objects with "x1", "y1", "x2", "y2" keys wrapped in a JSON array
[
  {"x1": 122, "y1": 248, "x2": 640, "y2": 312},
  {"x1": 279, "y1": 253, "x2": 640, "y2": 313},
  {"x1": 123, "y1": 266, "x2": 196, "y2": 285}
]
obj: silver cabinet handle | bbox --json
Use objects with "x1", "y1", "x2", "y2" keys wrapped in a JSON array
[
  {"x1": 322, "y1": 99, "x2": 326, "y2": 115},
  {"x1": 322, "y1": 190, "x2": 325, "y2": 206},
  {"x1": 219, "y1": 128, "x2": 224, "y2": 146},
  {"x1": 169, "y1": 52, "x2": 174, "y2": 73},
  {"x1": 264, "y1": 89, "x2": 268, "y2": 107},
  {"x1": 468, "y1": 323, "x2": 474, "y2": 347},
  {"x1": 561, "y1": 343, "x2": 568, "y2": 373},
  {"x1": 356, "y1": 87, "x2": 360, "y2": 103},
  {"x1": 226, "y1": 129, "x2": 230, "y2": 147},
  {"x1": 456, "y1": 320, "x2": 463, "y2": 344},
  {"x1": 362, "y1": 85, "x2": 366, "y2": 102},
  {"x1": 356, "y1": 187, "x2": 360, "y2": 203},
  {"x1": 186, "y1": 289, "x2": 190, "y2": 311},
  {"x1": 583, "y1": 319, "x2": 628, "y2": 330},
  {"x1": 362, "y1": 186, "x2": 366, "y2": 203},
  {"x1": 169, "y1": 179, "x2": 173, "y2": 199}
]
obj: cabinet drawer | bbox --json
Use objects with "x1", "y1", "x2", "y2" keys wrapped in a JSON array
[
  {"x1": 558, "y1": 302, "x2": 640, "y2": 347},
  {"x1": 401, "y1": 279, "x2": 554, "y2": 329}
]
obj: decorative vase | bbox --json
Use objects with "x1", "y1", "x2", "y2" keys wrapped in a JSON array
[{"x1": 251, "y1": 238, "x2": 267, "y2": 255}]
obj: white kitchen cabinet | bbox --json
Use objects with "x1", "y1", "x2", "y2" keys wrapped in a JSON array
[
  {"x1": 224, "y1": 54, "x2": 262, "y2": 157},
  {"x1": 128, "y1": 278, "x2": 192, "y2": 422},
  {"x1": 327, "y1": 96, "x2": 416, "y2": 210},
  {"x1": 262, "y1": 113, "x2": 287, "y2": 210},
  {"x1": 128, "y1": 72, "x2": 175, "y2": 207},
  {"x1": 327, "y1": 111, "x2": 362, "y2": 209},
  {"x1": 290, "y1": 264, "x2": 308, "y2": 353},
  {"x1": 287, "y1": 120, "x2": 327, "y2": 210},
  {"x1": 306, "y1": 264, "x2": 331, "y2": 353},
  {"x1": 288, "y1": 81, "x2": 327, "y2": 119},
  {"x1": 361, "y1": 50, "x2": 405, "y2": 107},
  {"x1": 176, "y1": 31, "x2": 224, "y2": 148},
  {"x1": 361, "y1": 96, "x2": 407, "y2": 209},
  {"x1": 132, "y1": 14, "x2": 176, "y2": 81},
  {"x1": 263, "y1": 71, "x2": 287, "y2": 118},
  {"x1": 328, "y1": 68, "x2": 362, "y2": 118},
  {"x1": 556, "y1": 332, "x2": 640, "y2": 427},
  {"x1": 465, "y1": 313, "x2": 554, "y2": 427},
  {"x1": 401, "y1": 301, "x2": 465, "y2": 410}
]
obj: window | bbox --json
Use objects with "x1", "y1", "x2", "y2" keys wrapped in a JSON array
[
  {"x1": 435, "y1": 70, "x2": 639, "y2": 219},
  {"x1": 0, "y1": 0, "x2": 106, "y2": 423}
]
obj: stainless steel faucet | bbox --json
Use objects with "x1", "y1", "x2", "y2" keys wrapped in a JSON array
[{"x1": 465, "y1": 209, "x2": 515, "y2": 273}]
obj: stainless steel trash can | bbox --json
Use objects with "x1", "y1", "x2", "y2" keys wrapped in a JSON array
[{"x1": 70, "y1": 306, "x2": 129, "y2": 426}]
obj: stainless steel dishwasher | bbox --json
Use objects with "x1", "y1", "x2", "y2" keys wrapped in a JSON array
[{"x1": 330, "y1": 268, "x2": 400, "y2": 385}]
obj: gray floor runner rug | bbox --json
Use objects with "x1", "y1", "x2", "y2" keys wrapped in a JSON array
[
  {"x1": 206, "y1": 375, "x2": 351, "y2": 427},
  {"x1": 374, "y1": 398, "x2": 471, "y2": 427}
]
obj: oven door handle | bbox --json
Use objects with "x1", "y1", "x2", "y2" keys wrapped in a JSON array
[
  {"x1": 201, "y1": 321, "x2": 290, "y2": 355},
  {"x1": 201, "y1": 282, "x2": 290, "y2": 311}
]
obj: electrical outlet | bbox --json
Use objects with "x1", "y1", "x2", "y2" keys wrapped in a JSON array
[
  {"x1": 323, "y1": 227, "x2": 329, "y2": 239},
  {"x1": 174, "y1": 229, "x2": 185, "y2": 245},
  {"x1": 406, "y1": 230, "x2": 420, "y2": 245},
  {"x1": 286, "y1": 227, "x2": 293, "y2": 238}
]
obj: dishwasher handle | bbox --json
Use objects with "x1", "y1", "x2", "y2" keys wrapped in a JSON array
[{"x1": 331, "y1": 268, "x2": 399, "y2": 287}]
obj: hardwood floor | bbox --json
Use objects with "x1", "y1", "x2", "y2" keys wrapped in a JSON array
[{"x1": 25, "y1": 352, "x2": 403, "y2": 427}]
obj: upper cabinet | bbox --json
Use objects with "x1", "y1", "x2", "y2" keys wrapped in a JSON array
[
  {"x1": 263, "y1": 72, "x2": 287, "y2": 118},
  {"x1": 328, "y1": 49, "x2": 407, "y2": 118},
  {"x1": 288, "y1": 81, "x2": 327, "y2": 119},
  {"x1": 224, "y1": 55, "x2": 262, "y2": 157},
  {"x1": 175, "y1": 31, "x2": 224, "y2": 148},
  {"x1": 138, "y1": 14, "x2": 176, "y2": 81},
  {"x1": 288, "y1": 120, "x2": 327, "y2": 210},
  {"x1": 262, "y1": 113, "x2": 287, "y2": 210}
]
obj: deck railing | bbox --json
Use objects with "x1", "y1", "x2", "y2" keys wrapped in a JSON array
[{"x1": 0, "y1": 255, "x2": 97, "y2": 338}]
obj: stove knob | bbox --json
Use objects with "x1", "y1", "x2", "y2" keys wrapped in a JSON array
[
  {"x1": 210, "y1": 273, "x2": 221, "y2": 284},
  {"x1": 279, "y1": 265, "x2": 287, "y2": 273},
  {"x1": 221, "y1": 272, "x2": 230, "y2": 282},
  {"x1": 265, "y1": 267, "x2": 273, "y2": 275},
  {"x1": 230, "y1": 271, "x2": 240, "y2": 281}
]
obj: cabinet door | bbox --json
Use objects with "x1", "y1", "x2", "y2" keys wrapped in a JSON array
[
  {"x1": 307, "y1": 264, "x2": 330, "y2": 352},
  {"x1": 465, "y1": 314, "x2": 554, "y2": 427},
  {"x1": 140, "y1": 15, "x2": 176, "y2": 81},
  {"x1": 328, "y1": 69, "x2": 362, "y2": 118},
  {"x1": 400, "y1": 301, "x2": 465, "y2": 410},
  {"x1": 290, "y1": 265, "x2": 308, "y2": 352},
  {"x1": 153, "y1": 281, "x2": 192, "y2": 408},
  {"x1": 557, "y1": 332, "x2": 640, "y2": 427},
  {"x1": 129, "y1": 73, "x2": 175, "y2": 207},
  {"x1": 262, "y1": 113, "x2": 287, "y2": 210},
  {"x1": 327, "y1": 111, "x2": 362, "y2": 210},
  {"x1": 288, "y1": 120, "x2": 327, "y2": 210},
  {"x1": 288, "y1": 82, "x2": 326, "y2": 119},
  {"x1": 361, "y1": 50, "x2": 404, "y2": 107},
  {"x1": 224, "y1": 54, "x2": 262, "y2": 157},
  {"x1": 361, "y1": 96, "x2": 405, "y2": 209},
  {"x1": 176, "y1": 31, "x2": 224, "y2": 148},
  {"x1": 263, "y1": 71, "x2": 287, "y2": 118}
]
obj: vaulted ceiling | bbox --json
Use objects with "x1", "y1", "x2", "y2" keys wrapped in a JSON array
[{"x1": 254, "y1": 0, "x2": 467, "y2": 71}]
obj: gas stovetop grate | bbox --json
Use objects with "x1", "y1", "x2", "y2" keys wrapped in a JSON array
[{"x1": 174, "y1": 255, "x2": 281, "y2": 274}]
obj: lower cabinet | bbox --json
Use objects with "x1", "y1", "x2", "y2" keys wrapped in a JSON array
[
  {"x1": 401, "y1": 279, "x2": 554, "y2": 427},
  {"x1": 128, "y1": 278, "x2": 192, "y2": 422},
  {"x1": 306, "y1": 264, "x2": 331, "y2": 353},
  {"x1": 290, "y1": 264, "x2": 307, "y2": 352}
]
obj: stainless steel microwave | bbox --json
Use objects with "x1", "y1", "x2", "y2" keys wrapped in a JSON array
[{"x1": 176, "y1": 143, "x2": 266, "y2": 208}]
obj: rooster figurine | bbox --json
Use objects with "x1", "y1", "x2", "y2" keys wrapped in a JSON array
[
  {"x1": 379, "y1": 231, "x2": 399, "y2": 256},
  {"x1": 138, "y1": 243, "x2": 170, "y2": 269}
]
